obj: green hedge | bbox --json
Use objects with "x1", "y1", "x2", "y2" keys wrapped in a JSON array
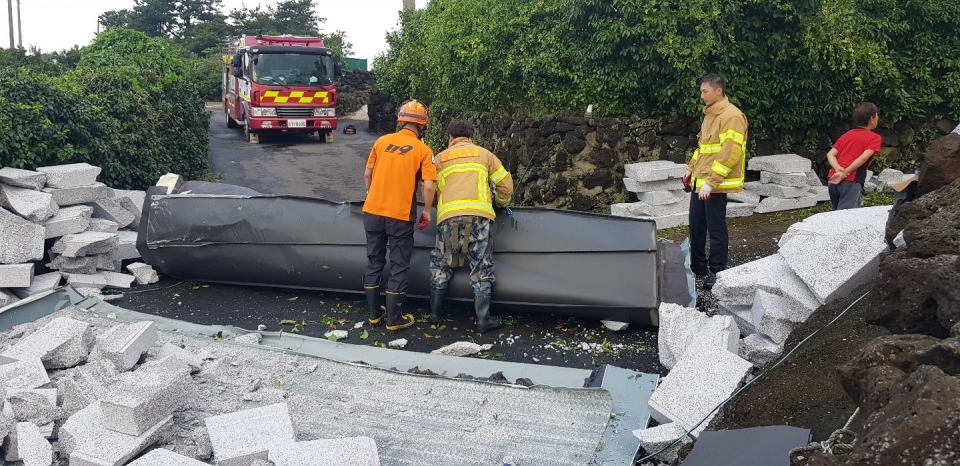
[
  {"x1": 0, "y1": 28, "x2": 210, "y2": 190},
  {"x1": 374, "y1": 0, "x2": 960, "y2": 132}
]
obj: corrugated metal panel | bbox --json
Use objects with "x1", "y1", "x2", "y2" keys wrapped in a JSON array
[{"x1": 343, "y1": 57, "x2": 368, "y2": 71}]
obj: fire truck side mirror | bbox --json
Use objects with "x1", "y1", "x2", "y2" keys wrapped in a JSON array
[{"x1": 232, "y1": 52, "x2": 243, "y2": 77}]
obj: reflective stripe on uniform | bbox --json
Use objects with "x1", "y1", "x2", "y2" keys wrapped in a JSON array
[
  {"x1": 437, "y1": 162, "x2": 497, "y2": 218},
  {"x1": 712, "y1": 160, "x2": 732, "y2": 177},
  {"x1": 438, "y1": 200, "x2": 496, "y2": 218},
  {"x1": 719, "y1": 129, "x2": 746, "y2": 145},
  {"x1": 490, "y1": 166, "x2": 508, "y2": 183}
]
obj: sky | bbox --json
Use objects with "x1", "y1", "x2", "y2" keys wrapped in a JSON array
[{"x1": 0, "y1": 0, "x2": 427, "y2": 61}]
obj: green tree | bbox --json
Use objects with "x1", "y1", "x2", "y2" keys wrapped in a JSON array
[{"x1": 228, "y1": 0, "x2": 323, "y2": 37}]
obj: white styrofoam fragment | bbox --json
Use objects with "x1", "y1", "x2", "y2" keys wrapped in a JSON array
[
  {"x1": 86, "y1": 218, "x2": 119, "y2": 233},
  {"x1": 648, "y1": 212, "x2": 688, "y2": 230},
  {"x1": 808, "y1": 185, "x2": 830, "y2": 202},
  {"x1": 101, "y1": 357, "x2": 192, "y2": 436},
  {"x1": 0, "y1": 357, "x2": 51, "y2": 390},
  {"x1": 657, "y1": 302, "x2": 739, "y2": 370},
  {"x1": 95, "y1": 271, "x2": 136, "y2": 289},
  {"x1": 753, "y1": 290, "x2": 806, "y2": 344},
  {"x1": 877, "y1": 168, "x2": 904, "y2": 184},
  {"x1": 431, "y1": 341, "x2": 485, "y2": 357},
  {"x1": 0, "y1": 288, "x2": 19, "y2": 307},
  {"x1": 108, "y1": 231, "x2": 140, "y2": 261},
  {"x1": 716, "y1": 302, "x2": 759, "y2": 336},
  {"x1": 63, "y1": 273, "x2": 108, "y2": 290},
  {"x1": 50, "y1": 231, "x2": 119, "y2": 258},
  {"x1": 156, "y1": 343, "x2": 203, "y2": 372},
  {"x1": 94, "y1": 321, "x2": 158, "y2": 372},
  {"x1": 89, "y1": 199, "x2": 135, "y2": 229},
  {"x1": 601, "y1": 320, "x2": 629, "y2": 331},
  {"x1": 805, "y1": 170, "x2": 824, "y2": 187},
  {"x1": 727, "y1": 190, "x2": 761, "y2": 206},
  {"x1": 16, "y1": 421, "x2": 53, "y2": 466}
]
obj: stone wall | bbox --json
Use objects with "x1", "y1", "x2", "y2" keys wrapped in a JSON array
[
  {"x1": 335, "y1": 71, "x2": 375, "y2": 117},
  {"x1": 367, "y1": 90, "x2": 956, "y2": 212}
]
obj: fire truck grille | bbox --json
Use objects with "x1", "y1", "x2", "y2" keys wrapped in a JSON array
[{"x1": 276, "y1": 108, "x2": 315, "y2": 118}]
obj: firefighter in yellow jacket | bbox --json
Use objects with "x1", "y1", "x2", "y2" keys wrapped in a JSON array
[
  {"x1": 421, "y1": 120, "x2": 514, "y2": 333},
  {"x1": 684, "y1": 74, "x2": 747, "y2": 290}
]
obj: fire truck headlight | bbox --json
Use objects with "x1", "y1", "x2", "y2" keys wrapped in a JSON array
[
  {"x1": 250, "y1": 107, "x2": 277, "y2": 117},
  {"x1": 313, "y1": 108, "x2": 335, "y2": 117}
]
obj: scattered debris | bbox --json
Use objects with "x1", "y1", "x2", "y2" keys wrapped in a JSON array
[
  {"x1": 323, "y1": 330, "x2": 348, "y2": 341},
  {"x1": 601, "y1": 320, "x2": 629, "y2": 332},
  {"x1": 234, "y1": 333, "x2": 262, "y2": 345},
  {"x1": 388, "y1": 338, "x2": 408, "y2": 348}
]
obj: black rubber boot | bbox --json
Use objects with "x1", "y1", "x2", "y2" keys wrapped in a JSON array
[
  {"x1": 429, "y1": 287, "x2": 446, "y2": 324},
  {"x1": 474, "y1": 292, "x2": 502, "y2": 333},
  {"x1": 703, "y1": 272, "x2": 717, "y2": 290},
  {"x1": 365, "y1": 285, "x2": 385, "y2": 325},
  {"x1": 385, "y1": 292, "x2": 415, "y2": 331}
]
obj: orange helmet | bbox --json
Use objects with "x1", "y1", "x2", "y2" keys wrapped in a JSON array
[{"x1": 397, "y1": 99, "x2": 429, "y2": 126}]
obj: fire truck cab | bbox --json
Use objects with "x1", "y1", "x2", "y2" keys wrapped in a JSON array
[{"x1": 223, "y1": 34, "x2": 339, "y2": 143}]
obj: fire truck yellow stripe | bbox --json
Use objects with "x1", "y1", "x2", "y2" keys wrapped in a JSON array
[
  {"x1": 274, "y1": 97, "x2": 289, "y2": 103},
  {"x1": 290, "y1": 91, "x2": 304, "y2": 98},
  {"x1": 299, "y1": 97, "x2": 313, "y2": 103},
  {"x1": 263, "y1": 90, "x2": 280, "y2": 98}
]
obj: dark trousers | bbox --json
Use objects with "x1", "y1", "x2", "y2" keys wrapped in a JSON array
[
  {"x1": 829, "y1": 180, "x2": 863, "y2": 210},
  {"x1": 363, "y1": 213, "x2": 414, "y2": 293},
  {"x1": 689, "y1": 191, "x2": 728, "y2": 275}
]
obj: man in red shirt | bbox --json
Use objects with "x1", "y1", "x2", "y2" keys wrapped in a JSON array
[
  {"x1": 362, "y1": 99, "x2": 437, "y2": 331},
  {"x1": 826, "y1": 102, "x2": 882, "y2": 210}
]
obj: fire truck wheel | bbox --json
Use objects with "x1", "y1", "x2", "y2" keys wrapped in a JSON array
[
  {"x1": 225, "y1": 113, "x2": 239, "y2": 129},
  {"x1": 244, "y1": 121, "x2": 258, "y2": 144}
]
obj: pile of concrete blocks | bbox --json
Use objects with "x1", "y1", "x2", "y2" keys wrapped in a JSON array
[
  {"x1": 744, "y1": 154, "x2": 826, "y2": 213},
  {"x1": 712, "y1": 206, "x2": 890, "y2": 366},
  {"x1": 611, "y1": 161, "x2": 690, "y2": 229},
  {"x1": 863, "y1": 168, "x2": 916, "y2": 194},
  {"x1": 0, "y1": 162, "x2": 150, "y2": 307}
]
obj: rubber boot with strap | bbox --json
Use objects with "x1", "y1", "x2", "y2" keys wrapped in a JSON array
[
  {"x1": 385, "y1": 291, "x2": 415, "y2": 331},
  {"x1": 429, "y1": 287, "x2": 446, "y2": 324},
  {"x1": 474, "y1": 292, "x2": 502, "y2": 333},
  {"x1": 365, "y1": 285, "x2": 385, "y2": 325}
]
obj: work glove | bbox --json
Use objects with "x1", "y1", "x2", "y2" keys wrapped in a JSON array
[
  {"x1": 418, "y1": 211, "x2": 431, "y2": 230},
  {"x1": 699, "y1": 183, "x2": 713, "y2": 200},
  {"x1": 682, "y1": 171, "x2": 692, "y2": 193}
]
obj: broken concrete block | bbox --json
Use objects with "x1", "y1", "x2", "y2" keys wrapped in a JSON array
[
  {"x1": 716, "y1": 302, "x2": 759, "y2": 336},
  {"x1": 431, "y1": 341, "x2": 486, "y2": 357},
  {"x1": 109, "y1": 231, "x2": 140, "y2": 261},
  {"x1": 2, "y1": 316, "x2": 94, "y2": 369},
  {"x1": 89, "y1": 198, "x2": 135, "y2": 229},
  {"x1": 779, "y1": 227, "x2": 887, "y2": 305},
  {"x1": 648, "y1": 212, "x2": 688, "y2": 230},
  {"x1": 743, "y1": 181, "x2": 809, "y2": 199},
  {"x1": 633, "y1": 422, "x2": 692, "y2": 463},
  {"x1": 73, "y1": 286, "x2": 105, "y2": 300},
  {"x1": 0, "y1": 184, "x2": 59, "y2": 223},
  {"x1": 601, "y1": 320, "x2": 629, "y2": 331},
  {"x1": 712, "y1": 254, "x2": 821, "y2": 313},
  {"x1": 269, "y1": 437, "x2": 381, "y2": 466},
  {"x1": 624, "y1": 177, "x2": 684, "y2": 193},
  {"x1": 59, "y1": 401, "x2": 172, "y2": 466},
  {"x1": 235, "y1": 333, "x2": 262, "y2": 345},
  {"x1": 727, "y1": 190, "x2": 761, "y2": 206},
  {"x1": 95, "y1": 271, "x2": 136, "y2": 289},
  {"x1": 808, "y1": 185, "x2": 830, "y2": 202},
  {"x1": 759, "y1": 171, "x2": 809, "y2": 187},
  {"x1": 86, "y1": 218, "x2": 119, "y2": 233},
  {"x1": 726, "y1": 202, "x2": 755, "y2": 218},
  {"x1": 739, "y1": 334, "x2": 784, "y2": 367},
  {"x1": 0, "y1": 263, "x2": 34, "y2": 288},
  {"x1": 2, "y1": 389, "x2": 59, "y2": 423},
  {"x1": 753, "y1": 194, "x2": 818, "y2": 213},
  {"x1": 636, "y1": 190, "x2": 686, "y2": 206},
  {"x1": 778, "y1": 206, "x2": 889, "y2": 247},
  {"x1": 63, "y1": 273, "x2": 108, "y2": 290},
  {"x1": 113, "y1": 190, "x2": 146, "y2": 211},
  {"x1": 0, "y1": 357, "x2": 50, "y2": 390},
  {"x1": 805, "y1": 170, "x2": 824, "y2": 187},
  {"x1": 610, "y1": 200, "x2": 687, "y2": 218},
  {"x1": 754, "y1": 291, "x2": 802, "y2": 344},
  {"x1": 128, "y1": 449, "x2": 209, "y2": 465},
  {"x1": 94, "y1": 321, "x2": 158, "y2": 372},
  {"x1": 0, "y1": 207, "x2": 45, "y2": 264},
  {"x1": 101, "y1": 358, "x2": 192, "y2": 436},
  {"x1": 50, "y1": 231, "x2": 119, "y2": 258},
  {"x1": 36, "y1": 163, "x2": 100, "y2": 189},
  {"x1": 0, "y1": 167, "x2": 47, "y2": 190},
  {"x1": 11, "y1": 272, "x2": 62, "y2": 299},
  {"x1": 15, "y1": 421, "x2": 52, "y2": 466},
  {"x1": 746, "y1": 154, "x2": 812, "y2": 174},
  {"x1": 126, "y1": 263, "x2": 159, "y2": 285},
  {"x1": 657, "y1": 302, "x2": 739, "y2": 370},
  {"x1": 624, "y1": 161, "x2": 688, "y2": 182},
  {"x1": 878, "y1": 168, "x2": 904, "y2": 184},
  {"x1": 0, "y1": 288, "x2": 19, "y2": 307},
  {"x1": 43, "y1": 205, "x2": 93, "y2": 239},
  {"x1": 47, "y1": 254, "x2": 99, "y2": 274},
  {"x1": 117, "y1": 197, "x2": 142, "y2": 230},
  {"x1": 57, "y1": 359, "x2": 119, "y2": 416},
  {"x1": 42, "y1": 182, "x2": 111, "y2": 206},
  {"x1": 156, "y1": 343, "x2": 203, "y2": 372},
  {"x1": 648, "y1": 340, "x2": 753, "y2": 437},
  {"x1": 204, "y1": 403, "x2": 296, "y2": 465}
]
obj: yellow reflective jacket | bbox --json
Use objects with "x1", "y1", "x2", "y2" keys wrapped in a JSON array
[
  {"x1": 687, "y1": 97, "x2": 748, "y2": 193},
  {"x1": 433, "y1": 137, "x2": 514, "y2": 224}
]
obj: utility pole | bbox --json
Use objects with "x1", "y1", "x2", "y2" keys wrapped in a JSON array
[
  {"x1": 7, "y1": 0, "x2": 13, "y2": 48},
  {"x1": 16, "y1": 0, "x2": 21, "y2": 48},
  {"x1": 402, "y1": 0, "x2": 415, "y2": 11}
]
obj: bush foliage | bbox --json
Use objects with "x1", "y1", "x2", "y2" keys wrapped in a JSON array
[
  {"x1": 0, "y1": 28, "x2": 210, "y2": 189},
  {"x1": 374, "y1": 0, "x2": 960, "y2": 131}
]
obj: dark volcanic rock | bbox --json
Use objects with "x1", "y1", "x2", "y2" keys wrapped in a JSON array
[
  {"x1": 918, "y1": 132, "x2": 960, "y2": 195},
  {"x1": 933, "y1": 257, "x2": 960, "y2": 331},
  {"x1": 915, "y1": 337, "x2": 960, "y2": 376},
  {"x1": 836, "y1": 334, "x2": 939, "y2": 414},
  {"x1": 867, "y1": 252, "x2": 957, "y2": 337}
]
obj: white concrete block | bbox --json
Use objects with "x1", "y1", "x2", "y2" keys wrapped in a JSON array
[
  {"x1": 204, "y1": 403, "x2": 296, "y2": 466},
  {"x1": 2, "y1": 388, "x2": 58, "y2": 421},
  {"x1": 0, "y1": 207, "x2": 45, "y2": 264},
  {"x1": 129, "y1": 449, "x2": 209, "y2": 465},
  {"x1": 16, "y1": 421, "x2": 52, "y2": 466},
  {"x1": 112, "y1": 190, "x2": 146, "y2": 211},
  {"x1": 601, "y1": 320, "x2": 629, "y2": 331},
  {"x1": 779, "y1": 228, "x2": 887, "y2": 305},
  {"x1": 0, "y1": 168, "x2": 46, "y2": 190},
  {"x1": 73, "y1": 286, "x2": 105, "y2": 300},
  {"x1": 624, "y1": 177, "x2": 685, "y2": 193},
  {"x1": 36, "y1": 163, "x2": 100, "y2": 189},
  {"x1": 126, "y1": 263, "x2": 158, "y2": 285},
  {"x1": 739, "y1": 334, "x2": 784, "y2": 367},
  {"x1": 101, "y1": 357, "x2": 192, "y2": 436},
  {"x1": 0, "y1": 357, "x2": 50, "y2": 390},
  {"x1": 57, "y1": 359, "x2": 119, "y2": 416},
  {"x1": 117, "y1": 197, "x2": 142, "y2": 230},
  {"x1": 726, "y1": 202, "x2": 755, "y2": 218},
  {"x1": 0, "y1": 263, "x2": 33, "y2": 288},
  {"x1": 636, "y1": 189, "x2": 686, "y2": 206},
  {"x1": 633, "y1": 422, "x2": 693, "y2": 463},
  {"x1": 610, "y1": 199, "x2": 687, "y2": 218},
  {"x1": 95, "y1": 271, "x2": 136, "y2": 289},
  {"x1": 94, "y1": 321, "x2": 158, "y2": 372},
  {"x1": 50, "y1": 231, "x2": 119, "y2": 258},
  {"x1": 431, "y1": 341, "x2": 486, "y2": 357},
  {"x1": 156, "y1": 343, "x2": 203, "y2": 372},
  {"x1": 89, "y1": 199, "x2": 135, "y2": 229},
  {"x1": 712, "y1": 254, "x2": 821, "y2": 314},
  {"x1": 808, "y1": 186, "x2": 830, "y2": 202},
  {"x1": 805, "y1": 170, "x2": 824, "y2": 187},
  {"x1": 47, "y1": 254, "x2": 99, "y2": 274},
  {"x1": 716, "y1": 302, "x2": 759, "y2": 336},
  {"x1": 657, "y1": 303, "x2": 739, "y2": 370},
  {"x1": 753, "y1": 290, "x2": 806, "y2": 344},
  {"x1": 746, "y1": 154, "x2": 812, "y2": 174},
  {"x1": 624, "y1": 161, "x2": 688, "y2": 182},
  {"x1": 2, "y1": 316, "x2": 94, "y2": 369},
  {"x1": 649, "y1": 212, "x2": 689, "y2": 229},
  {"x1": 0, "y1": 288, "x2": 19, "y2": 307},
  {"x1": 269, "y1": 437, "x2": 381, "y2": 466},
  {"x1": 43, "y1": 205, "x2": 93, "y2": 239},
  {"x1": 648, "y1": 340, "x2": 752, "y2": 437},
  {"x1": 893, "y1": 230, "x2": 906, "y2": 249},
  {"x1": 64, "y1": 273, "x2": 108, "y2": 290},
  {"x1": 878, "y1": 168, "x2": 904, "y2": 184},
  {"x1": 760, "y1": 171, "x2": 809, "y2": 187},
  {"x1": 86, "y1": 218, "x2": 119, "y2": 233},
  {"x1": 11, "y1": 272, "x2": 62, "y2": 299},
  {"x1": 727, "y1": 190, "x2": 761, "y2": 206},
  {"x1": 743, "y1": 181, "x2": 810, "y2": 199},
  {"x1": 43, "y1": 182, "x2": 112, "y2": 206},
  {"x1": 108, "y1": 231, "x2": 140, "y2": 261},
  {"x1": 0, "y1": 185, "x2": 58, "y2": 222},
  {"x1": 156, "y1": 173, "x2": 184, "y2": 194},
  {"x1": 59, "y1": 401, "x2": 172, "y2": 466},
  {"x1": 753, "y1": 194, "x2": 818, "y2": 213},
  {"x1": 778, "y1": 206, "x2": 889, "y2": 247}
]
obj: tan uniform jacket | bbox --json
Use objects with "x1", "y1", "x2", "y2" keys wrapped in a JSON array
[
  {"x1": 433, "y1": 138, "x2": 514, "y2": 224},
  {"x1": 687, "y1": 97, "x2": 748, "y2": 193}
]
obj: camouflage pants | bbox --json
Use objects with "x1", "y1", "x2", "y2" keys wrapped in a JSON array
[{"x1": 429, "y1": 216, "x2": 495, "y2": 293}]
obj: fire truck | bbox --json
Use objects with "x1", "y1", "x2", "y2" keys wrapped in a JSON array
[{"x1": 223, "y1": 33, "x2": 339, "y2": 143}]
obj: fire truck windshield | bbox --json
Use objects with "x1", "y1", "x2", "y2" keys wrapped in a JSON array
[{"x1": 251, "y1": 52, "x2": 333, "y2": 86}]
